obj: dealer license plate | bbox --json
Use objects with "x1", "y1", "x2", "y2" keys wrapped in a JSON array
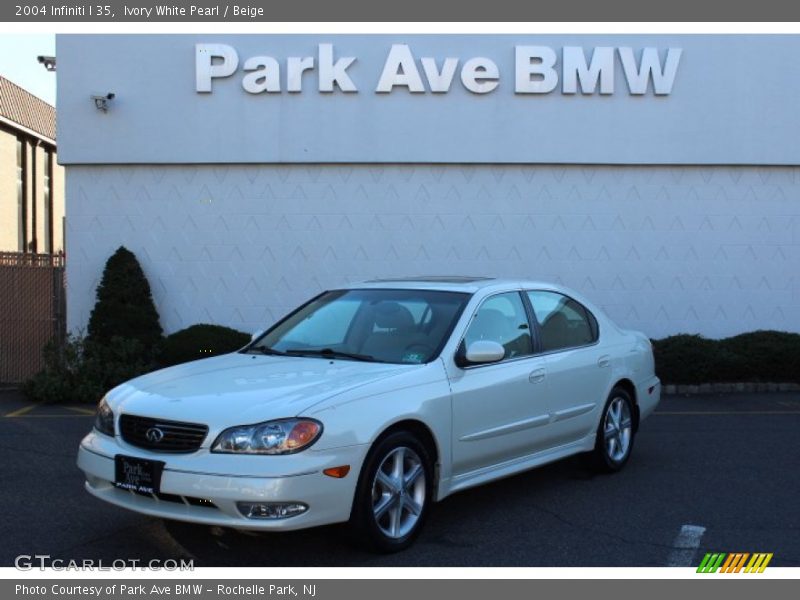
[{"x1": 114, "y1": 455, "x2": 165, "y2": 494}]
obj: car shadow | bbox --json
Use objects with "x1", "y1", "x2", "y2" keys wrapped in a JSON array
[{"x1": 161, "y1": 454, "x2": 605, "y2": 566}]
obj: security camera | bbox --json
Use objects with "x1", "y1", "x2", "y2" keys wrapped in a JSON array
[
  {"x1": 91, "y1": 93, "x2": 115, "y2": 112},
  {"x1": 37, "y1": 55, "x2": 56, "y2": 71}
]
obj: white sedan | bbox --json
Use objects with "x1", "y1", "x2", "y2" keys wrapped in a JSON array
[{"x1": 77, "y1": 277, "x2": 660, "y2": 552}]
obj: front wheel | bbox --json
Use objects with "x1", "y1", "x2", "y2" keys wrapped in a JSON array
[
  {"x1": 589, "y1": 387, "x2": 636, "y2": 472},
  {"x1": 350, "y1": 431, "x2": 433, "y2": 553}
]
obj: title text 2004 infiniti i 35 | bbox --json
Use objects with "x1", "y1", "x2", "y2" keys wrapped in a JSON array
[{"x1": 78, "y1": 277, "x2": 660, "y2": 552}]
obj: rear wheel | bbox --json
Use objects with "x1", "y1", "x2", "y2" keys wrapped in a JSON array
[
  {"x1": 350, "y1": 431, "x2": 432, "y2": 553},
  {"x1": 590, "y1": 387, "x2": 636, "y2": 472}
]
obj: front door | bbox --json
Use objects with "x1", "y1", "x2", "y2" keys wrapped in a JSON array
[{"x1": 446, "y1": 291, "x2": 551, "y2": 477}]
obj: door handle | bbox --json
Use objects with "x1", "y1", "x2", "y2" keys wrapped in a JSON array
[
  {"x1": 529, "y1": 368, "x2": 546, "y2": 384},
  {"x1": 597, "y1": 355, "x2": 611, "y2": 368}
]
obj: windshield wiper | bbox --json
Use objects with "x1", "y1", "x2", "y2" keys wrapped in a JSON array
[
  {"x1": 246, "y1": 346, "x2": 289, "y2": 356},
  {"x1": 284, "y1": 348, "x2": 379, "y2": 362}
]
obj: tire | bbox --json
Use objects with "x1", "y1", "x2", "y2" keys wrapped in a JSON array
[
  {"x1": 589, "y1": 387, "x2": 636, "y2": 473},
  {"x1": 350, "y1": 431, "x2": 433, "y2": 553}
]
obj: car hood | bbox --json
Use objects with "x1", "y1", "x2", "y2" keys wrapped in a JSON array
[{"x1": 106, "y1": 352, "x2": 417, "y2": 427}]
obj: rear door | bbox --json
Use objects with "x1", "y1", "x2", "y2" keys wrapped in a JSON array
[{"x1": 526, "y1": 290, "x2": 612, "y2": 446}]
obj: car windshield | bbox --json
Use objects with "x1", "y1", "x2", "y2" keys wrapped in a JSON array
[{"x1": 247, "y1": 289, "x2": 471, "y2": 364}]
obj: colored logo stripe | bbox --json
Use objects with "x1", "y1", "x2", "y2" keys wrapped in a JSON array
[
  {"x1": 745, "y1": 553, "x2": 773, "y2": 573},
  {"x1": 697, "y1": 553, "x2": 725, "y2": 573},
  {"x1": 719, "y1": 553, "x2": 749, "y2": 573},
  {"x1": 697, "y1": 553, "x2": 773, "y2": 573}
]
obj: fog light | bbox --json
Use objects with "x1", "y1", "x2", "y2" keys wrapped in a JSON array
[{"x1": 237, "y1": 501, "x2": 308, "y2": 519}]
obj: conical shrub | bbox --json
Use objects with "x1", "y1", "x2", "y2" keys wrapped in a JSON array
[{"x1": 86, "y1": 246, "x2": 163, "y2": 354}]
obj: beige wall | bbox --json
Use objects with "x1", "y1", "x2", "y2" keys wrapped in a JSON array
[
  {"x1": 52, "y1": 149, "x2": 64, "y2": 253},
  {"x1": 0, "y1": 127, "x2": 63, "y2": 254},
  {"x1": 23, "y1": 139, "x2": 32, "y2": 250},
  {"x1": 33, "y1": 144, "x2": 47, "y2": 252},
  {"x1": 0, "y1": 129, "x2": 18, "y2": 252}
]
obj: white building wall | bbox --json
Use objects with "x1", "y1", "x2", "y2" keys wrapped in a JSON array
[
  {"x1": 56, "y1": 35, "x2": 800, "y2": 166},
  {"x1": 66, "y1": 164, "x2": 800, "y2": 340}
]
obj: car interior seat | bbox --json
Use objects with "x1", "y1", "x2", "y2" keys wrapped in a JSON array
[{"x1": 360, "y1": 302, "x2": 417, "y2": 360}]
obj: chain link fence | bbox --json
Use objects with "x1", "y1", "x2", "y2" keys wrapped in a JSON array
[{"x1": 0, "y1": 252, "x2": 66, "y2": 384}]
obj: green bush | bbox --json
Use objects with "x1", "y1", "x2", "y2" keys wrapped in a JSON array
[
  {"x1": 719, "y1": 331, "x2": 800, "y2": 383},
  {"x1": 23, "y1": 333, "x2": 86, "y2": 404},
  {"x1": 26, "y1": 247, "x2": 164, "y2": 404},
  {"x1": 653, "y1": 330, "x2": 800, "y2": 385},
  {"x1": 87, "y1": 246, "x2": 163, "y2": 355},
  {"x1": 160, "y1": 324, "x2": 250, "y2": 367},
  {"x1": 79, "y1": 336, "x2": 154, "y2": 399},
  {"x1": 24, "y1": 333, "x2": 154, "y2": 404}
]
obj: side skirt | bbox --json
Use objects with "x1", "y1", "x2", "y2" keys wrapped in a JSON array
[{"x1": 438, "y1": 433, "x2": 596, "y2": 499}]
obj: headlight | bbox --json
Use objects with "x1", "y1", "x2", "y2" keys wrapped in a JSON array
[
  {"x1": 211, "y1": 418, "x2": 322, "y2": 455},
  {"x1": 94, "y1": 398, "x2": 115, "y2": 437}
]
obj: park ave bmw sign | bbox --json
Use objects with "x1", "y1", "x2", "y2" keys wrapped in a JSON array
[{"x1": 195, "y1": 43, "x2": 682, "y2": 96}]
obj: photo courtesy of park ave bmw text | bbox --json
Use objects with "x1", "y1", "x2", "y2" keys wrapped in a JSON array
[{"x1": 56, "y1": 35, "x2": 799, "y2": 340}]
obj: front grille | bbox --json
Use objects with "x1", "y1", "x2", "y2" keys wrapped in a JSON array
[{"x1": 119, "y1": 414, "x2": 208, "y2": 453}]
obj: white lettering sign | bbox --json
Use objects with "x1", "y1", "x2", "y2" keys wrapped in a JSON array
[
  {"x1": 376, "y1": 45, "x2": 426, "y2": 93},
  {"x1": 242, "y1": 56, "x2": 280, "y2": 93},
  {"x1": 287, "y1": 56, "x2": 315, "y2": 93},
  {"x1": 461, "y1": 57, "x2": 500, "y2": 94},
  {"x1": 562, "y1": 46, "x2": 615, "y2": 95},
  {"x1": 194, "y1": 43, "x2": 682, "y2": 97},
  {"x1": 618, "y1": 47, "x2": 682, "y2": 95},
  {"x1": 318, "y1": 44, "x2": 357, "y2": 93},
  {"x1": 515, "y1": 46, "x2": 558, "y2": 94},
  {"x1": 421, "y1": 57, "x2": 459, "y2": 93},
  {"x1": 195, "y1": 44, "x2": 238, "y2": 93}
]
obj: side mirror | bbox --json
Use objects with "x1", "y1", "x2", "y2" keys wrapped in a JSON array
[
  {"x1": 251, "y1": 329, "x2": 264, "y2": 342},
  {"x1": 462, "y1": 340, "x2": 506, "y2": 365}
]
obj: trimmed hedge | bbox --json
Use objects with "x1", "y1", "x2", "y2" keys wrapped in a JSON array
[
  {"x1": 26, "y1": 247, "x2": 162, "y2": 404},
  {"x1": 160, "y1": 324, "x2": 251, "y2": 367},
  {"x1": 87, "y1": 246, "x2": 162, "y2": 354},
  {"x1": 24, "y1": 334, "x2": 153, "y2": 404},
  {"x1": 653, "y1": 330, "x2": 800, "y2": 385}
]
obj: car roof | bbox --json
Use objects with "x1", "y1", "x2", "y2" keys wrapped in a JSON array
[{"x1": 344, "y1": 277, "x2": 564, "y2": 294}]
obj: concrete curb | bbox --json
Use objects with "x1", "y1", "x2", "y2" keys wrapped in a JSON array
[{"x1": 662, "y1": 382, "x2": 800, "y2": 395}]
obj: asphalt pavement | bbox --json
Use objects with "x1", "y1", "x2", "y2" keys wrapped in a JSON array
[{"x1": 1, "y1": 389, "x2": 798, "y2": 567}]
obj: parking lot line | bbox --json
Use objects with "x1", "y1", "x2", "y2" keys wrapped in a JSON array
[
  {"x1": 667, "y1": 524, "x2": 706, "y2": 567},
  {"x1": 1, "y1": 403, "x2": 95, "y2": 418},
  {"x1": 2, "y1": 414, "x2": 93, "y2": 418},
  {"x1": 4, "y1": 404, "x2": 36, "y2": 418},
  {"x1": 65, "y1": 405, "x2": 95, "y2": 415}
]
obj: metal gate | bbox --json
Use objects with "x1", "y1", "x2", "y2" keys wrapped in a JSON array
[{"x1": 0, "y1": 252, "x2": 66, "y2": 384}]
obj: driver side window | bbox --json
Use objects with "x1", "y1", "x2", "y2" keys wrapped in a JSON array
[{"x1": 463, "y1": 292, "x2": 533, "y2": 361}]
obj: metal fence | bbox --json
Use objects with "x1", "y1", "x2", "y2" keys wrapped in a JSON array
[{"x1": 0, "y1": 252, "x2": 66, "y2": 384}]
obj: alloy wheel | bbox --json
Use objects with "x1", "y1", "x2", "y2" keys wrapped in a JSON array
[
  {"x1": 370, "y1": 446, "x2": 426, "y2": 539},
  {"x1": 603, "y1": 396, "x2": 633, "y2": 462}
]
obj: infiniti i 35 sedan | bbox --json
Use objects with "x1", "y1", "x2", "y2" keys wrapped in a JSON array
[{"x1": 77, "y1": 277, "x2": 660, "y2": 552}]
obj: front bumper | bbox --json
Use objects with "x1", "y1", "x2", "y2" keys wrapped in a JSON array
[{"x1": 77, "y1": 431, "x2": 367, "y2": 531}]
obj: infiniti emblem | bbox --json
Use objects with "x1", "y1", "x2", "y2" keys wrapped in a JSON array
[{"x1": 145, "y1": 427, "x2": 164, "y2": 443}]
